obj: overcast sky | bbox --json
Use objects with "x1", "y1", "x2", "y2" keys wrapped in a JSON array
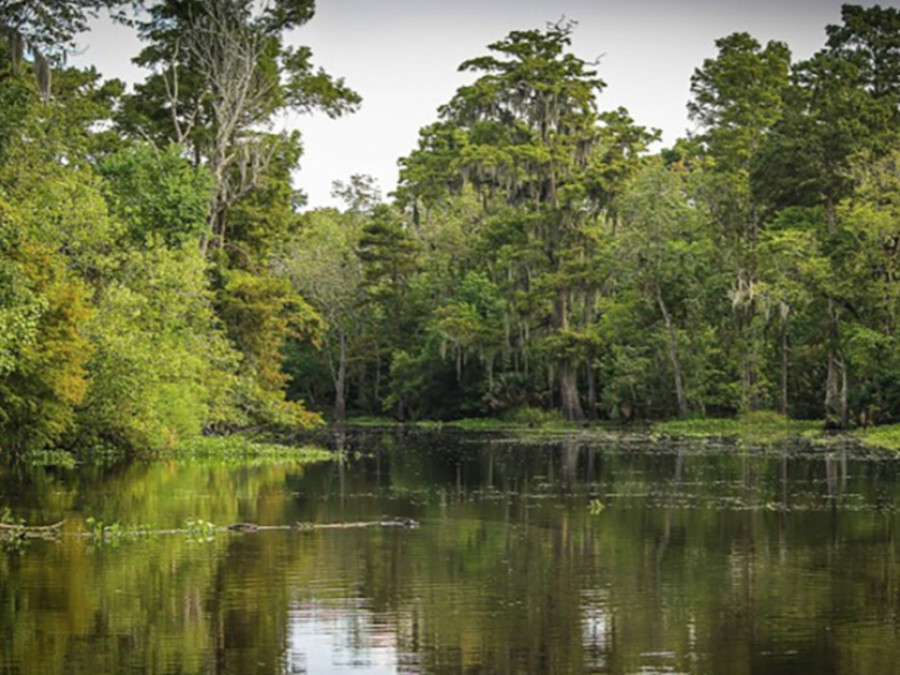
[{"x1": 72, "y1": 0, "x2": 899, "y2": 208}]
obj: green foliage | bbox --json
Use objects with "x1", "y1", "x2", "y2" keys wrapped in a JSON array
[
  {"x1": 0, "y1": 239, "x2": 93, "y2": 452},
  {"x1": 81, "y1": 242, "x2": 239, "y2": 450},
  {"x1": 383, "y1": 338, "x2": 487, "y2": 421},
  {"x1": 434, "y1": 271, "x2": 505, "y2": 372},
  {"x1": 0, "y1": 0, "x2": 131, "y2": 61},
  {"x1": 217, "y1": 268, "x2": 323, "y2": 429},
  {"x1": 121, "y1": 0, "x2": 359, "y2": 252},
  {"x1": 689, "y1": 32, "x2": 791, "y2": 175},
  {"x1": 99, "y1": 143, "x2": 213, "y2": 247},
  {"x1": 0, "y1": 69, "x2": 34, "y2": 161},
  {"x1": 12, "y1": 6, "x2": 900, "y2": 446}
]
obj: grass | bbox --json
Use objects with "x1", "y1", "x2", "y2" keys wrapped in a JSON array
[
  {"x1": 342, "y1": 415, "x2": 401, "y2": 428},
  {"x1": 166, "y1": 435, "x2": 334, "y2": 466},
  {"x1": 854, "y1": 423, "x2": 900, "y2": 450},
  {"x1": 344, "y1": 413, "x2": 586, "y2": 434},
  {"x1": 345, "y1": 410, "x2": 821, "y2": 440},
  {"x1": 344, "y1": 410, "x2": 900, "y2": 451},
  {"x1": 654, "y1": 411, "x2": 822, "y2": 443}
]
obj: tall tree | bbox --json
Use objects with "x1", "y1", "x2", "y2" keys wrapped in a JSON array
[
  {"x1": 753, "y1": 5, "x2": 900, "y2": 426},
  {"x1": 616, "y1": 160, "x2": 716, "y2": 417},
  {"x1": 122, "y1": 0, "x2": 360, "y2": 254},
  {"x1": 410, "y1": 22, "x2": 605, "y2": 420},
  {"x1": 280, "y1": 176, "x2": 381, "y2": 422},
  {"x1": 688, "y1": 32, "x2": 791, "y2": 410}
]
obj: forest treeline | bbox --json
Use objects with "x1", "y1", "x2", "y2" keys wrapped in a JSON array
[{"x1": 2, "y1": 1, "x2": 900, "y2": 453}]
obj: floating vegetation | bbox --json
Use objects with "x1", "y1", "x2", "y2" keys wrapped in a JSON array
[
  {"x1": 0, "y1": 519, "x2": 65, "y2": 548},
  {"x1": 82, "y1": 518, "x2": 156, "y2": 548},
  {"x1": 856, "y1": 424, "x2": 900, "y2": 451},
  {"x1": 17, "y1": 449, "x2": 77, "y2": 469},
  {"x1": 165, "y1": 435, "x2": 334, "y2": 466},
  {"x1": 184, "y1": 518, "x2": 218, "y2": 543},
  {"x1": 654, "y1": 413, "x2": 822, "y2": 444},
  {"x1": 588, "y1": 498, "x2": 606, "y2": 514},
  {"x1": 344, "y1": 415, "x2": 618, "y2": 438}
]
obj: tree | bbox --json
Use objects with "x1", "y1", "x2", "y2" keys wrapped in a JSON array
[
  {"x1": 99, "y1": 143, "x2": 213, "y2": 247},
  {"x1": 282, "y1": 204, "x2": 366, "y2": 422},
  {"x1": 830, "y1": 146, "x2": 900, "y2": 423},
  {"x1": 123, "y1": 0, "x2": 360, "y2": 254},
  {"x1": 412, "y1": 22, "x2": 605, "y2": 420},
  {"x1": 0, "y1": 223, "x2": 93, "y2": 452},
  {"x1": 1, "y1": 0, "x2": 135, "y2": 99},
  {"x1": 114, "y1": 0, "x2": 360, "y2": 428},
  {"x1": 1, "y1": 0, "x2": 129, "y2": 57},
  {"x1": 688, "y1": 31, "x2": 791, "y2": 410},
  {"x1": 616, "y1": 161, "x2": 714, "y2": 417},
  {"x1": 756, "y1": 208, "x2": 828, "y2": 417},
  {"x1": 752, "y1": 5, "x2": 900, "y2": 426}
]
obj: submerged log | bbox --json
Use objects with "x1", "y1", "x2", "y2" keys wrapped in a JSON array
[
  {"x1": 227, "y1": 520, "x2": 421, "y2": 533},
  {"x1": 0, "y1": 519, "x2": 420, "y2": 542},
  {"x1": 0, "y1": 520, "x2": 65, "y2": 539},
  {"x1": 291, "y1": 519, "x2": 420, "y2": 531}
]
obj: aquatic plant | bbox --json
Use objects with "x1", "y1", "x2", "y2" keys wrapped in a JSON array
[
  {"x1": 654, "y1": 414, "x2": 821, "y2": 443},
  {"x1": 856, "y1": 423, "x2": 900, "y2": 450},
  {"x1": 167, "y1": 435, "x2": 333, "y2": 466}
]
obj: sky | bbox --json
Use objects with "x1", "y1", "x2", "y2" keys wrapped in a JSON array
[{"x1": 72, "y1": 0, "x2": 900, "y2": 209}]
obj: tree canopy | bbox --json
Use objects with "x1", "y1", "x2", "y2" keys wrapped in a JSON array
[{"x1": 6, "y1": 5, "x2": 900, "y2": 453}]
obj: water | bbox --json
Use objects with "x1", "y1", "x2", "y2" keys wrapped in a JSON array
[{"x1": 2, "y1": 430, "x2": 900, "y2": 675}]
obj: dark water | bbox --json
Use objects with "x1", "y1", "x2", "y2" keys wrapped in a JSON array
[{"x1": 2, "y1": 430, "x2": 900, "y2": 675}]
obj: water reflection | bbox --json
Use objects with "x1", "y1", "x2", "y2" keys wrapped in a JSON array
[{"x1": 2, "y1": 431, "x2": 900, "y2": 674}]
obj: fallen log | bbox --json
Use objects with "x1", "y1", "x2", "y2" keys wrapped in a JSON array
[
  {"x1": 292, "y1": 519, "x2": 420, "y2": 531},
  {"x1": 0, "y1": 520, "x2": 65, "y2": 539},
  {"x1": 1, "y1": 519, "x2": 420, "y2": 542},
  {"x1": 224, "y1": 520, "x2": 421, "y2": 532}
]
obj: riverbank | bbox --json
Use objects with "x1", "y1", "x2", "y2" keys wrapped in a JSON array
[{"x1": 342, "y1": 412, "x2": 900, "y2": 450}]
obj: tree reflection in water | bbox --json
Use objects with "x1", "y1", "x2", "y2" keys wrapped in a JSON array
[{"x1": 2, "y1": 430, "x2": 900, "y2": 675}]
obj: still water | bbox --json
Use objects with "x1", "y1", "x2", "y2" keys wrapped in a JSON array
[{"x1": 2, "y1": 429, "x2": 900, "y2": 675}]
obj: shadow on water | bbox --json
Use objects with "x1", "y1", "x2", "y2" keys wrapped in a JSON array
[{"x1": 2, "y1": 429, "x2": 900, "y2": 675}]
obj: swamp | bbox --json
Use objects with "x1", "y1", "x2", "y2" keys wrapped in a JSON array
[
  {"x1": 3, "y1": 428, "x2": 900, "y2": 675},
  {"x1": 8, "y1": 3, "x2": 900, "y2": 674}
]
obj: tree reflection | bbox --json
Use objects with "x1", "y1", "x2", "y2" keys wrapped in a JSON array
[{"x1": 3, "y1": 432, "x2": 900, "y2": 674}]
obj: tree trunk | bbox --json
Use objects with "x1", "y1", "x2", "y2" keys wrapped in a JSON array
[
  {"x1": 560, "y1": 359, "x2": 584, "y2": 422},
  {"x1": 333, "y1": 332, "x2": 348, "y2": 422},
  {"x1": 825, "y1": 350, "x2": 839, "y2": 427},
  {"x1": 584, "y1": 291, "x2": 597, "y2": 420},
  {"x1": 823, "y1": 199, "x2": 848, "y2": 429},
  {"x1": 586, "y1": 348, "x2": 597, "y2": 421},
  {"x1": 657, "y1": 285, "x2": 688, "y2": 418},
  {"x1": 824, "y1": 299, "x2": 848, "y2": 428},
  {"x1": 555, "y1": 292, "x2": 584, "y2": 421},
  {"x1": 840, "y1": 356, "x2": 849, "y2": 429},
  {"x1": 780, "y1": 315, "x2": 789, "y2": 417}
]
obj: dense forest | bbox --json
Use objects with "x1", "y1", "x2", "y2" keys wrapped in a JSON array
[{"x1": 3, "y1": 1, "x2": 900, "y2": 453}]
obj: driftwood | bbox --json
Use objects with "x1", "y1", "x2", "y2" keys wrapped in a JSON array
[
  {"x1": 291, "y1": 519, "x2": 420, "y2": 531},
  {"x1": 0, "y1": 519, "x2": 419, "y2": 543},
  {"x1": 231, "y1": 519, "x2": 420, "y2": 532},
  {"x1": 0, "y1": 520, "x2": 65, "y2": 539}
]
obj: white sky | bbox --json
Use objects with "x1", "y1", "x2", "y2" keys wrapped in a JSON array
[{"x1": 72, "y1": 0, "x2": 900, "y2": 209}]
